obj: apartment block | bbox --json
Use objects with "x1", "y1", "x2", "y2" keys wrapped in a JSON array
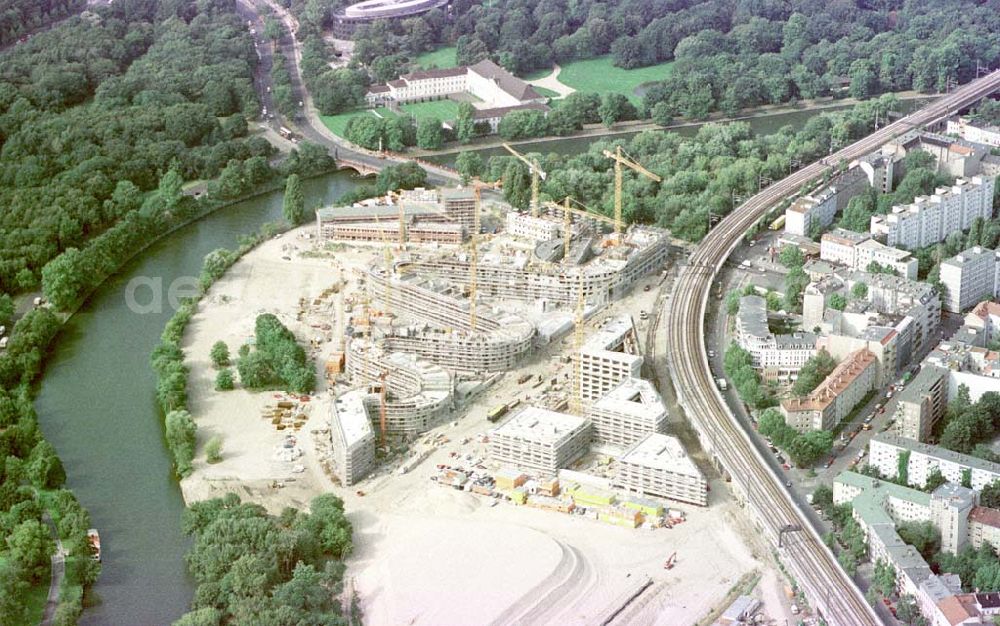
[
  {"x1": 489, "y1": 407, "x2": 591, "y2": 476},
  {"x1": 869, "y1": 433, "x2": 1000, "y2": 491},
  {"x1": 587, "y1": 377, "x2": 668, "y2": 448},
  {"x1": 734, "y1": 295, "x2": 816, "y2": 380},
  {"x1": 870, "y1": 176, "x2": 996, "y2": 250},
  {"x1": 893, "y1": 365, "x2": 948, "y2": 443},
  {"x1": 614, "y1": 433, "x2": 708, "y2": 506},
  {"x1": 931, "y1": 483, "x2": 977, "y2": 555},
  {"x1": 845, "y1": 270, "x2": 941, "y2": 356},
  {"x1": 964, "y1": 301, "x2": 1000, "y2": 345},
  {"x1": 925, "y1": 339, "x2": 1000, "y2": 404},
  {"x1": 779, "y1": 348, "x2": 877, "y2": 432},
  {"x1": 947, "y1": 117, "x2": 1000, "y2": 148},
  {"x1": 940, "y1": 246, "x2": 1000, "y2": 313},
  {"x1": 969, "y1": 507, "x2": 1000, "y2": 553},
  {"x1": 579, "y1": 315, "x2": 643, "y2": 403},
  {"x1": 820, "y1": 228, "x2": 871, "y2": 266},
  {"x1": 329, "y1": 388, "x2": 377, "y2": 486},
  {"x1": 783, "y1": 168, "x2": 868, "y2": 236}
]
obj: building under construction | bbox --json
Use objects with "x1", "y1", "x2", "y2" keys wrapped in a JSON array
[
  {"x1": 315, "y1": 187, "x2": 476, "y2": 245},
  {"x1": 410, "y1": 225, "x2": 669, "y2": 306},
  {"x1": 579, "y1": 315, "x2": 643, "y2": 404},
  {"x1": 346, "y1": 340, "x2": 454, "y2": 439},
  {"x1": 329, "y1": 387, "x2": 378, "y2": 485},
  {"x1": 365, "y1": 266, "x2": 536, "y2": 375}
]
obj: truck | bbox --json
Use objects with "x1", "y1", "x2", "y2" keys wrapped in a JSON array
[
  {"x1": 487, "y1": 404, "x2": 508, "y2": 423},
  {"x1": 716, "y1": 378, "x2": 728, "y2": 391}
]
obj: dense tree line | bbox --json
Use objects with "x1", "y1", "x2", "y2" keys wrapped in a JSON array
[
  {"x1": 175, "y1": 492, "x2": 353, "y2": 625},
  {"x1": 0, "y1": 0, "x2": 84, "y2": 48},
  {"x1": 237, "y1": 314, "x2": 316, "y2": 394},
  {"x1": 0, "y1": 0, "x2": 269, "y2": 294},
  {"x1": 0, "y1": 306, "x2": 101, "y2": 623},
  {"x1": 474, "y1": 96, "x2": 899, "y2": 242},
  {"x1": 758, "y1": 408, "x2": 833, "y2": 468},
  {"x1": 791, "y1": 350, "x2": 837, "y2": 397},
  {"x1": 935, "y1": 388, "x2": 1000, "y2": 456},
  {"x1": 723, "y1": 343, "x2": 771, "y2": 410},
  {"x1": 337, "y1": 161, "x2": 428, "y2": 205}
]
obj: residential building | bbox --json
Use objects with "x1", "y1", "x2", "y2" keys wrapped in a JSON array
[
  {"x1": 779, "y1": 348, "x2": 877, "y2": 432},
  {"x1": 821, "y1": 228, "x2": 871, "y2": 266},
  {"x1": 925, "y1": 340, "x2": 1000, "y2": 403},
  {"x1": 488, "y1": 406, "x2": 591, "y2": 476},
  {"x1": 968, "y1": 506, "x2": 1000, "y2": 553},
  {"x1": 579, "y1": 315, "x2": 643, "y2": 403},
  {"x1": 329, "y1": 388, "x2": 377, "y2": 486},
  {"x1": 855, "y1": 239, "x2": 919, "y2": 279},
  {"x1": 614, "y1": 433, "x2": 708, "y2": 506},
  {"x1": 587, "y1": 378, "x2": 668, "y2": 448},
  {"x1": 965, "y1": 301, "x2": 1000, "y2": 345},
  {"x1": 869, "y1": 433, "x2": 1000, "y2": 491},
  {"x1": 802, "y1": 275, "x2": 845, "y2": 332},
  {"x1": 734, "y1": 295, "x2": 816, "y2": 381},
  {"x1": 947, "y1": 117, "x2": 1000, "y2": 148},
  {"x1": 845, "y1": 270, "x2": 941, "y2": 356},
  {"x1": 870, "y1": 176, "x2": 996, "y2": 249},
  {"x1": 940, "y1": 246, "x2": 1000, "y2": 313},
  {"x1": 817, "y1": 325, "x2": 901, "y2": 387},
  {"x1": 506, "y1": 211, "x2": 561, "y2": 243},
  {"x1": 893, "y1": 365, "x2": 949, "y2": 442},
  {"x1": 931, "y1": 483, "x2": 977, "y2": 555},
  {"x1": 783, "y1": 168, "x2": 868, "y2": 236}
]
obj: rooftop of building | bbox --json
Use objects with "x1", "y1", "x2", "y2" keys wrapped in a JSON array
[
  {"x1": 969, "y1": 300, "x2": 1000, "y2": 321},
  {"x1": 894, "y1": 364, "x2": 948, "y2": 404},
  {"x1": 468, "y1": 59, "x2": 543, "y2": 101},
  {"x1": 855, "y1": 238, "x2": 913, "y2": 260},
  {"x1": 736, "y1": 295, "x2": 769, "y2": 339},
  {"x1": 774, "y1": 332, "x2": 818, "y2": 348},
  {"x1": 332, "y1": 388, "x2": 375, "y2": 447},
  {"x1": 804, "y1": 259, "x2": 838, "y2": 277},
  {"x1": 492, "y1": 406, "x2": 589, "y2": 444},
  {"x1": 823, "y1": 228, "x2": 871, "y2": 246},
  {"x1": 618, "y1": 433, "x2": 703, "y2": 479},
  {"x1": 401, "y1": 66, "x2": 468, "y2": 81},
  {"x1": 317, "y1": 201, "x2": 445, "y2": 222},
  {"x1": 472, "y1": 102, "x2": 550, "y2": 120},
  {"x1": 582, "y1": 314, "x2": 640, "y2": 355},
  {"x1": 847, "y1": 270, "x2": 937, "y2": 304},
  {"x1": 969, "y1": 506, "x2": 1000, "y2": 529},
  {"x1": 941, "y1": 245, "x2": 1000, "y2": 269},
  {"x1": 873, "y1": 432, "x2": 1000, "y2": 475},
  {"x1": 927, "y1": 339, "x2": 1000, "y2": 374},
  {"x1": 932, "y1": 482, "x2": 977, "y2": 509},
  {"x1": 922, "y1": 573, "x2": 964, "y2": 605},
  {"x1": 937, "y1": 594, "x2": 982, "y2": 626},
  {"x1": 835, "y1": 471, "x2": 932, "y2": 509},
  {"x1": 591, "y1": 377, "x2": 666, "y2": 419},
  {"x1": 781, "y1": 348, "x2": 876, "y2": 413}
]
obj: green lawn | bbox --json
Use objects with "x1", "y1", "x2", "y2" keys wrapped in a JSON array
[
  {"x1": 412, "y1": 46, "x2": 458, "y2": 69},
  {"x1": 320, "y1": 108, "x2": 397, "y2": 138},
  {"x1": 519, "y1": 66, "x2": 555, "y2": 81},
  {"x1": 399, "y1": 99, "x2": 461, "y2": 120},
  {"x1": 556, "y1": 56, "x2": 675, "y2": 102}
]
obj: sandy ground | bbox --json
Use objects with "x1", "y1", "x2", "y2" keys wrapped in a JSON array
[
  {"x1": 180, "y1": 227, "x2": 805, "y2": 625},
  {"x1": 527, "y1": 64, "x2": 576, "y2": 98}
]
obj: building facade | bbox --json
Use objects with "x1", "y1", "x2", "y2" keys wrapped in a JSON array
[
  {"x1": 939, "y1": 246, "x2": 1000, "y2": 313},
  {"x1": 734, "y1": 295, "x2": 816, "y2": 380},
  {"x1": 579, "y1": 315, "x2": 643, "y2": 403},
  {"x1": 489, "y1": 407, "x2": 591, "y2": 476},
  {"x1": 329, "y1": 388, "x2": 377, "y2": 485},
  {"x1": 893, "y1": 365, "x2": 949, "y2": 443},
  {"x1": 587, "y1": 377, "x2": 668, "y2": 448},
  {"x1": 779, "y1": 348, "x2": 877, "y2": 432},
  {"x1": 614, "y1": 433, "x2": 708, "y2": 506},
  {"x1": 869, "y1": 433, "x2": 1000, "y2": 491}
]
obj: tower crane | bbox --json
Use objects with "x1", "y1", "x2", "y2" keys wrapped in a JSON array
[
  {"x1": 384, "y1": 189, "x2": 408, "y2": 251},
  {"x1": 503, "y1": 143, "x2": 546, "y2": 217},
  {"x1": 601, "y1": 146, "x2": 662, "y2": 242},
  {"x1": 544, "y1": 197, "x2": 602, "y2": 262},
  {"x1": 468, "y1": 177, "x2": 502, "y2": 331}
]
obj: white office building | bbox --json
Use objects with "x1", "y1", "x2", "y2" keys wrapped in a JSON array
[
  {"x1": 489, "y1": 406, "x2": 591, "y2": 476},
  {"x1": 870, "y1": 176, "x2": 996, "y2": 250},
  {"x1": 614, "y1": 433, "x2": 708, "y2": 506},
  {"x1": 939, "y1": 246, "x2": 1000, "y2": 313},
  {"x1": 587, "y1": 377, "x2": 668, "y2": 448},
  {"x1": 579, "y1": 315, "x2": 643, "y2": 403}
]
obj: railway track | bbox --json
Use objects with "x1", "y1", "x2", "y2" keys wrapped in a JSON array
[{"x1": 664, "y1": 71, "x2": 1000, "y2": 625}]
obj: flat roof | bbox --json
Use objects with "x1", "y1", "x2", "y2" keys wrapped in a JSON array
[
  {"x1": 873, "y1": 432, "x2": 1000, "y2": 475},
  {"x1": 592, "y1": 378, "x2": 666, "y2": 419},
  {"x1": 493, "y1": 406, "x2": 588, "y2": 444},
  {"x1": 332, "y1": 388, "x2": 374, "y2": 447},
  {"x1": 942, "y1": 245, "x2": 1000, "y2": 269},
  {"x1": 583, "y1": 314, "x2": 638, "y2": 352},
  {"x1": 737, "y1": 295, "x2": 770, "y2": 339},
  {"x1": 618, "y1": 433, "x2": 703, "y2": 479},
  {"x1": 317, "y1": 203, "x2": 444, "y2": 221}
]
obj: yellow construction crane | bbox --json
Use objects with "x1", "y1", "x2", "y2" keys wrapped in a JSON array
[
  {"x1": 503, "y1": 143, "x2": 546, "y2": 217},
  {"x1": 544, "y1": 197, "x2": 602, "y2": 262},
  {"x1": 468, "y1": 178, "x2": 502, "y2": 331},
  {"x1": 570, "y1": 271, "x2": 585, "y2": 415},
  {"x1": 601, "y1": 146, "x2": 662, "y2": 241}
]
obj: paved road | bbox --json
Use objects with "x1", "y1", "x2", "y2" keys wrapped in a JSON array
[
  {"x1": 664, "y1": 70, "x2": 1000, "y2": 625},
  {"x1": 238, "y1": 0, "x2": 460, "y2": 186},
  {"x1": 39, "y1": 513, "x2": 66, "y2": 626}
]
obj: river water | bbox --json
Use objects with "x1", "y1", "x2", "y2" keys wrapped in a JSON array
[
  {"x1": 34, "y1": 173, "x2": 363, "y2": 626},
  {"x1": 32, "y1": 101, "x2": 898, "y2": 624}
]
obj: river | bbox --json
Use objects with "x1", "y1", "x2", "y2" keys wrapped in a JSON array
[
  {"x1": 33, "y1": 101, "x2": 884, "y2": 624},
  {"x1": 34, "y1": 172, "x2": 365, "y2": 626}
]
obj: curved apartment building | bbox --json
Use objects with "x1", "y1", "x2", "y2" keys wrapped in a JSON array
[
  {"x1": 332, "y1": 0, "x2": 449, "y2": 38},
  {"x1": 367, "y1": 267, "x2": 535, "y2": 374}
]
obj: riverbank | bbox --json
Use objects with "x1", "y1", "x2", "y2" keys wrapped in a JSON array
[{"x1": 406, "y1": 91, "x2": 938, "y2": 158}]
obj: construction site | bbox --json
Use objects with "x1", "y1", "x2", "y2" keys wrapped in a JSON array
[{"x1": 178, "y1": 144, "x2": 800, "y2": 625}]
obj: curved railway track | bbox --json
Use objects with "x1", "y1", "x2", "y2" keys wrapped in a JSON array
[{"x1": 664, "y1": 71, "x2": 1000, "y2": 625}]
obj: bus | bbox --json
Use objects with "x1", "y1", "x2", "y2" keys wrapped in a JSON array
[{"x1": 487, "y1": 404, "x2": 508, "y2": 423}]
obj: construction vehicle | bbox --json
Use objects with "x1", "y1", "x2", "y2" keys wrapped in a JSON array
[
  {"x1": 503, "y1": 143, "x2": 546, "y2": 217},
  {"x1": 602, "y1": 146, "x2": 662, "y2": 242},
  {"x1": 663, "y1": 552, "x2": 677, "y2": 570}
]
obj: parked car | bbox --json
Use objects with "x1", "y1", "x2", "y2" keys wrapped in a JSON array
[{"x1": 782, "y1": 463, "x2": 791, "y2": 471}]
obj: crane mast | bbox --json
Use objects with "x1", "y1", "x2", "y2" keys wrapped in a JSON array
[{"x1": 602, "y1": 146, "x2": 662, "y2": 242}]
